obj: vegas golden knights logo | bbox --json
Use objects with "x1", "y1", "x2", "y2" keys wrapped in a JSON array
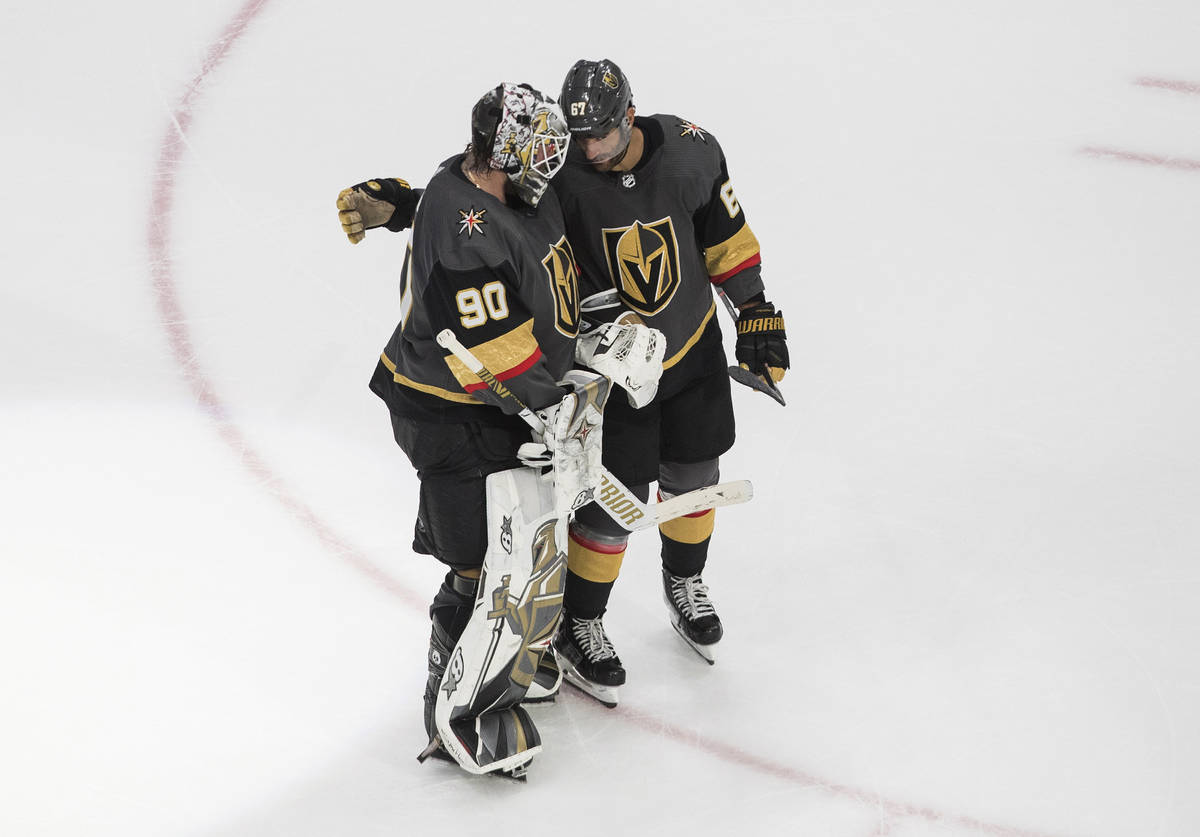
[
  {"x1": 485, "y1": 519, "x2": 566, "y2": 690},
  {"x1": 542, "y1": 235, "x2": 581, "y2": 336},
  {"x1": 601, "y1": 217, "x2": 681, "y2": 317}
]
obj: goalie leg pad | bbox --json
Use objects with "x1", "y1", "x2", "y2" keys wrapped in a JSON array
[
  {"x1": 432, "y1": 466, "x2": 568, "y2": 775},
  {"x1": 423, "y1": 571, "x2": 478, "y2": 739},
  {"x1": 439, "y1": 705, "x2": 542, "y2": 775},
  {"x1": 523, "y1": 645, "x2": 563, "y2": 703}
]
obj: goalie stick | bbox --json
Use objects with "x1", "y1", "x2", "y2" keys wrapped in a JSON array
[{"x1": 435, "y1": 329, "x2": 752, "y2": 532}]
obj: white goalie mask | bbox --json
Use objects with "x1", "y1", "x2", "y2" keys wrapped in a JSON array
[{"x1": 475, "y1": 83, "x2": 569, "y2": 207}]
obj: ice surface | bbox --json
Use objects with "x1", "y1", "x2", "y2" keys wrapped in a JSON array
[{"x1": 3, "y1": 1, "x2": 1199, "y2": 835}]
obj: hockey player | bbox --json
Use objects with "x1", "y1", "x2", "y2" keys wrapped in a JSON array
[
  {"x1": 360, "y1": 82, "x2": 604, "y2": 778},
  {"x1": 545, "y1": 58, "x2": 788, "y2": 704},
  {"x1": 336, "y1": 61, "x2": 785, "y2": 707}
]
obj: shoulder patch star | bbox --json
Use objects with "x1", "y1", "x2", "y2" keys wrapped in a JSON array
[
  {"x1": 457, "y1": 206, "x2": 487, "y2": 237},
  {"x1": 678, "y1": 121, "x2": 708, "y2": 142}
]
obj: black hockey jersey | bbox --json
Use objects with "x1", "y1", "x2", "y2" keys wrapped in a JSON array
[
  {"x1": 370, "y1": 156, "x2": 581, "y2": 423},
  {"x1": 551, "y1": 114, "x2": 765, "y2": 395}
]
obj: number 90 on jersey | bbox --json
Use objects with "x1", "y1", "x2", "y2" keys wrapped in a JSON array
[{"x1": 456, "y1": 281, "x2": 510, "y2": 328}]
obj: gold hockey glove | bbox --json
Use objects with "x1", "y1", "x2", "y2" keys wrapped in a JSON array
[{"x1": 335, "y1": 177, "x2": 418, "y2": 243}]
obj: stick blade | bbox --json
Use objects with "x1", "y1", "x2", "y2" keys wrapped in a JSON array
[{"x1": 727, "y1": 365, "x2": 786, "y2": 406}]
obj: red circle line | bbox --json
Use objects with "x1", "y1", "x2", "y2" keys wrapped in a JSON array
[{"x1": 145, "y1": 4, "x2": 1065, "y2": 835}]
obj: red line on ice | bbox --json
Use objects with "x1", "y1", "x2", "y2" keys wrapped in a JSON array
[
  {"x1": 603, "y1": 698, "x2": 1064, "y2": 837},
  {"x1": 1080, "y1": 146, "x2": 1200, "y2": 172},
  {"x1": 147, "y1": 4, "x2": 1069, "y2": 835},
  {"x1": 145, "y1": 0, "x2": 422, "y2": 609},
  {"x1": 1135, "y1": 76, "x2": 1200, "y2": 95}
]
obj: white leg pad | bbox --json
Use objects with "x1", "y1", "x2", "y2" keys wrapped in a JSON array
[{"x1": 434, "y1": 466, "x2": 567, "y2": 774}]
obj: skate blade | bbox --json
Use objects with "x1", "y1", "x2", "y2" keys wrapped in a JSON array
[
  {"x1": 561, "y1": 668, "x2": 620, "y2": 708},
  {"x1": 669, "y1": 619, "x2": 718, "y2": 665}
]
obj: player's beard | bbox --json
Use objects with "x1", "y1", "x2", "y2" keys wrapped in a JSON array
[
  {"x1": 581, "y1": 119, "x2": 632, "y2": 172},
  {"x1": 587, "y1": 142, "x2": 629, "y2": 172}
]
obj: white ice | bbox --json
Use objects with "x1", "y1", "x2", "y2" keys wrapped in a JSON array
[{"x1": 3, "y1": 2, "x2": 1199, "y2": 835}]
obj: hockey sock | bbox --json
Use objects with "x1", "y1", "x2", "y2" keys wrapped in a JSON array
[
  {"x1": 659, "y1": 505, "x2": 714, "y2": 579},
  {"x1": 565, "y1": 526, "x2": 626, "y2": 620}
]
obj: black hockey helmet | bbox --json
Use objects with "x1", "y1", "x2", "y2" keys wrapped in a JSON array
[{"x1": 559, "y1": 58, "x2": 632, "y2": 137}]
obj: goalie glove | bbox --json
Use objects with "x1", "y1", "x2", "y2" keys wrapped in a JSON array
[
  {"x1": 335, "y1": 177, "x2": 419, "y2": 243},
  {"x1": 575, "y1": 315, "x2": 665, "y2": 408},
  {"x1": 535, "y1": 371, "x2": 611, "y2": 513},
  {"x1": 735, "y1": 300, "x2": 789, "y2": 385}
]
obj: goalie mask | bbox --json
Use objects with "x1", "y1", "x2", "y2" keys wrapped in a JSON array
[{"x1": 470, "y1": 82, "x2": 569, "y2": 207}]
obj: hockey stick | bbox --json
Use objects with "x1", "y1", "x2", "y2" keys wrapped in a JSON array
[
  {"x1": 435, "y1": 329, "x2": 752, "y2": 532},
  {"x1": 715, "y1": 289, "x2": 786, "y2": 406}
]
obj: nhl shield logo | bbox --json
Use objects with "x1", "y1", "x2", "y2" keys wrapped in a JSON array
[{"x1": 601, "y1": 216, "x2": 682, "y2": 317}]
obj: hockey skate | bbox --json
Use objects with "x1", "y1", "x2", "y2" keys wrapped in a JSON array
[
  {"x1": 662, "y1": 570, "x2": 723, "y2": 664},
  {"x1": 552, "y1": 612, "x2": 625, "y2": 708}
]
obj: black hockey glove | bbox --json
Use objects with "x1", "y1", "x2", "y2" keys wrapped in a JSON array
[
  {"x1": 336, "y1": 177, "x2": 419, "y2": 243},
  {"x1": 735, "y1": 301, "x2": 789, "y2": 384}
]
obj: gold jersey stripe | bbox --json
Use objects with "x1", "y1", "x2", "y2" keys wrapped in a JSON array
[
  {"x1": 380, "y1": 351, "x2": 482, "y2": 404},
  {"x1": 567, "y1": 537, "x2": 626, "y2": 583},
  {"x1": 659, "y1": 507, "x2": 715, "y2": 545},
  {"x1": 662, "y1": 301, "x2": 716, "y2": 371},
  {"x1": 444, "y1": 318, "x2": 539, "y2": 390},
  {"x1": 704, "y1": 224, "x2": 761, "y2": 278}
]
